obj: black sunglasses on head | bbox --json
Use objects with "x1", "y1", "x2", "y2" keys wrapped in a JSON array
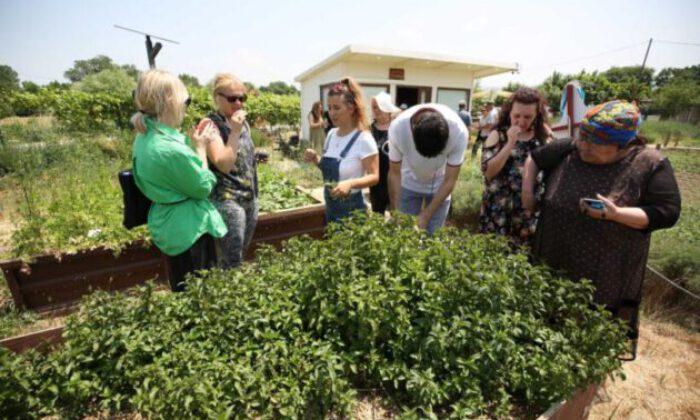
[{"x1": 218, "y1": 93, "x2": 247, "y2": 104}]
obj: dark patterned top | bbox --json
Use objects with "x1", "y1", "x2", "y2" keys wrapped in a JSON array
[
  {"x1": 479, "y1": 130, "x2": 544, "y2": 246},
  {"x1": 531, "y1": 140, "x2": 681, "y2": 309},
  {"x1": 207, "y1": 112, "x2": 258, "y2": 202}
]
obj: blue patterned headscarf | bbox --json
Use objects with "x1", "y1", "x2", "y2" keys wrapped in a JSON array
[{"x1": 579, "y1": 100, "x2": 641, "y2": 147}]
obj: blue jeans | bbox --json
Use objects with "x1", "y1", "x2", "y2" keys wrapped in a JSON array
[{"x1": 399, "y1": 187, "x2": 451, "y2": 235}]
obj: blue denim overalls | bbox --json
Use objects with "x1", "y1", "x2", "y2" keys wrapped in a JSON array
[{"x1": 319, "y1": 130, "x2": 366, "y2": 224}]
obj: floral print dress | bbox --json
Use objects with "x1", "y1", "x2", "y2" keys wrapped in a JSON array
[{"x1": 479, "y1": 130, "x2": 544, "y2": 246}]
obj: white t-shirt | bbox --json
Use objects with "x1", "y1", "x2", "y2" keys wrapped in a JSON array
[
  {"x1": 388, "y1": 103, "x2": 468, "y2": 194},
  {"x1": 479, "y1": 107, "x2": 499, "y2": 136},
  {"x1": 323, "y1": 128, "x2": 378, "y2": 188}
]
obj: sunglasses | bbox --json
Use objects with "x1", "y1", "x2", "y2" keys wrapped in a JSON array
[
  {"x1": 184, "y1": 97, "x2": 192, "y2": 107},
  {"x1": 218, "y1": 93, "x2": 247, "y2": 104}
]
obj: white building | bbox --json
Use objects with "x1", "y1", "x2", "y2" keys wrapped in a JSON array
[{"x1": 295, "y1": 45, "x2": 518, "y2": 139}]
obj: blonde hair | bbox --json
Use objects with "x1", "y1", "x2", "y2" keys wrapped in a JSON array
[
  {"x1": 212, "y1": 73, "x2": 246, "y2": 97},
  {"x1": 135, "y1": 69, "x2": 189, "y2": 127},
  {"x1": 328, "y1": 77, "x2": 368, "y2": 131}
]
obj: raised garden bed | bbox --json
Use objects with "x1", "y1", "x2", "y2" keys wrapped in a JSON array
[
  {"x1": 0, "y1": 323, "x2": 599, "y2": 420},
  {"x1": 1, "y1": 202, "x2": 325, "y2": 313},
  {"x1": 1, "y1": 216, "x2": 624, "y2": 419}
]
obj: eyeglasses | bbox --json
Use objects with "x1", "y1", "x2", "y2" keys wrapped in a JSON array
[{"x1": 218, "y1": 93, "x2": 247, "y2": 104}]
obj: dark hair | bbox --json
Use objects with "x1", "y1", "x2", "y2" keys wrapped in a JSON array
[
  {"x1": 327, "y1": 77, "x2": 368, "y2": 131},
  {"x1": 310, "y1": 101, "x2": 323, "y2": 122},
  {"x1": 411, "y1": 109, "x2": 449, "y2": 158},
  {"x1": 628, "y1": 134, "x2": 647, "y2": 147},
  {"x1": 496, "y1": 87, "x2": 550, "y2": 142}
]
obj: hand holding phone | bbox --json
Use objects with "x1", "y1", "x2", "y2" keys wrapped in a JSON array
[{"x1": 583, "y1": 198, "x2": 605, "y2": 210}]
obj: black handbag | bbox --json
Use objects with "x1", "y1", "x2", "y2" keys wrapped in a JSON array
[{"x1": 118, "y1": 169, "x2": 152, "y2": 229}]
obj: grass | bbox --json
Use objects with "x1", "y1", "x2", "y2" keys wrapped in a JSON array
[
  {"x1": 639, "y1": 120, "x2": 700, "y2": 147},
  {"x1": 0, "y1": 273, "x2": 39, "y2": 338},
  {"x1": 644, "y1": 149, "x2": 700, "y2": 330},
  {"x1": 449, "y1": 160, "x2": 483, "y2": 230}
]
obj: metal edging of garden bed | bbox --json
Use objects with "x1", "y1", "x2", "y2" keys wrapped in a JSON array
[{"x1": 1, "y1": 203, "x2": 326, "y2": 314}]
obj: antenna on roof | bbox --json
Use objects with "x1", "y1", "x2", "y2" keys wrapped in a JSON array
[{"x1": 114, "y1": 25, "x2": 180, "y2": 69}]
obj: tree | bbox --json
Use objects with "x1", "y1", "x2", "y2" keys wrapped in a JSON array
[
  {"x1": 72, "y1": 68, "x2": 135, "y2": 97},
  {"x1": 21, "y1": 81, "x2": 41, "y2": 93},
  {"x1": 46, "y1": 81, "x2": 71, "y2": 91},
  {"x1": 259, "y1": 81, "x2": 299, "y2": 96},
  {"x1": 539, "y1": 71, "x2": 567, "y2": 115},
  {"x1": 602, "y1": 66, "x2": 653, "y2": 101},
  {"x1": 502, "y1": 81, "x2": 527, "y2": 92},
  {"x1": 655, "y1": 65, "x2": 700, "y2": 88},
  {"x1": 179, "y1": 73, "x2": 201, "y2": 88},
  {"x1": 0, "y1": 64, "x2": 20, "y2": 92},
  {"x1": 64, "y1": 55, "x2": 115, "y2": 82},
  {"x1": 652, "y1": 79, "x2": 700, "y2": 120},
  {"x1": 120, "y1": 64, "x2": 140, "y2": 80}
]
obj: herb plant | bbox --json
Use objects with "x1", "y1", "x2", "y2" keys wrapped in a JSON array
[{"x1": 0, "y1": 214, "x2": 626, "y2": 419}]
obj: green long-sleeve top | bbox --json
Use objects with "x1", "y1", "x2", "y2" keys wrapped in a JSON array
[{"x1": 132, "y1": 118, "x2": 227, "y2": 256}]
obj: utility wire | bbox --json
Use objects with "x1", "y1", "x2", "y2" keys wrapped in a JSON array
[
  {"x1": 525, "y1": 41, "x2": 648, "y2": 72},
  {"x1": 646, "y1": 264, "x2": 700, "y2": 301},
  {"x1": 655, "y1": 40, "x2": 700, "y2": 48}
]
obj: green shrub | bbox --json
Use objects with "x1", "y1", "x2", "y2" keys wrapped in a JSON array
[
  {"x1": 52, "y1": 90, "x2": 133, "y2": 132},
  {"x1": 7, "y1": 90, "x2": 55, "y2": 117},
  {"x1": 450, "y1": 164, "x2": 483, "y2": 229},
  {"x1": 250, "y1": 127, "x2": 274, "y2": 148},
  {"x1": 257, "y1": 164, "x2": 315, "y2": 212},
  {"x1": 5, "y1": 136, "x2": 318, "y2": 260},
  {"x1": 0, "y1": 215, "x2": 627, "y2": 419}
]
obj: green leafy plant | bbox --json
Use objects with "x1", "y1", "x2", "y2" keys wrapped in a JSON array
[
  {"x1": 257, "y1": 164, "x2": 315, "y2": 212},
  {"x1": 0, "y1": 214, "x2": 627, "y2": 419}
]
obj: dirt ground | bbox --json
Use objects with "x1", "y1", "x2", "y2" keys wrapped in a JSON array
[{"x1": 589, "y1": 320, "x2": 700, "y2": 420}]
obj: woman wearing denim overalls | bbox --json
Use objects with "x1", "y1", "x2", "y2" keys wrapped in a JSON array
[{"x1": 304, "y1": 77, "x2": 379, "y2": 224}]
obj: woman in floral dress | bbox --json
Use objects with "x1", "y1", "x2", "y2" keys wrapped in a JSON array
[{"x1": 479, "y1": 88, "x2": 550, "y2": 246}]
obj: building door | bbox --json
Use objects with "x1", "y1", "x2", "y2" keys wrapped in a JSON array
[{"x1": 396, "y1": 86, "x2": 432, "y2": 108}]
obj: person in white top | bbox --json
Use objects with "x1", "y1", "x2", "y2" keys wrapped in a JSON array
[
  {"x1": 388, "y1": 103, "x2": 468, "y2": 234},
  {"x1": 472, "y1": 102, "x2": 498, "y2": 160},
  {"x1": 304, "y1": 77, "x2": 379, "y2": 224}
]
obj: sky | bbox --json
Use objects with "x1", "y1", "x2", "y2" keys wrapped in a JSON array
[{"x1": 1, "y1": 0, "x2": 700, "y2": 89}]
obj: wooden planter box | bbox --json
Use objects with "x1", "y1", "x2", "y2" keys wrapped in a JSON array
[
  {"x1": 1, "y1": 203, "x2": 325, "y2": 313},
  {"x1": 0, "y1": 242, "x2": 167, "y2": 313}
]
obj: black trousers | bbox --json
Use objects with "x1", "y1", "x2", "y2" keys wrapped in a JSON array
[
  {"x1": 166, "y1": 234, "x2": 218, "y2": 292},
  {"x1": 369, "y1": 183, "x2": 390, "y2": 214}
]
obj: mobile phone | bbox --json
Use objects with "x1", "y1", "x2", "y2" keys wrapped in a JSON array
[{"x1": 583, "y1": 198, "x2": 605, "y2": 210}]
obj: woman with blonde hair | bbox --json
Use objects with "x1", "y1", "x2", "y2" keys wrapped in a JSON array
[
  {"x1": 196, "y1": 73, "x2": 259, "y2": 268},
  {"x1": 304, "y1": 77, "x2": 379, "y2": 223},
  {"x1": 308, "y1": 101, "x2": 326, "y2": 151},
  {"x1": 131, "y1": 69, "x2": 227, "y2": 292}
]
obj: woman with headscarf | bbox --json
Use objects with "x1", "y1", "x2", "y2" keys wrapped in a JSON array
[{"x1": 522, "y1": 100, "x2": 681, "y2": 343}]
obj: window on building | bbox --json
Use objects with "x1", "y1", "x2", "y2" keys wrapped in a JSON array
[{"x1": 436, "y1": 88, "x2": 471, "y2": 113}]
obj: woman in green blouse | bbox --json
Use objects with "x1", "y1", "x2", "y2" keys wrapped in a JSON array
[{"x1": 132, "y1": 69, "x2": 228, "y2": 291}]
